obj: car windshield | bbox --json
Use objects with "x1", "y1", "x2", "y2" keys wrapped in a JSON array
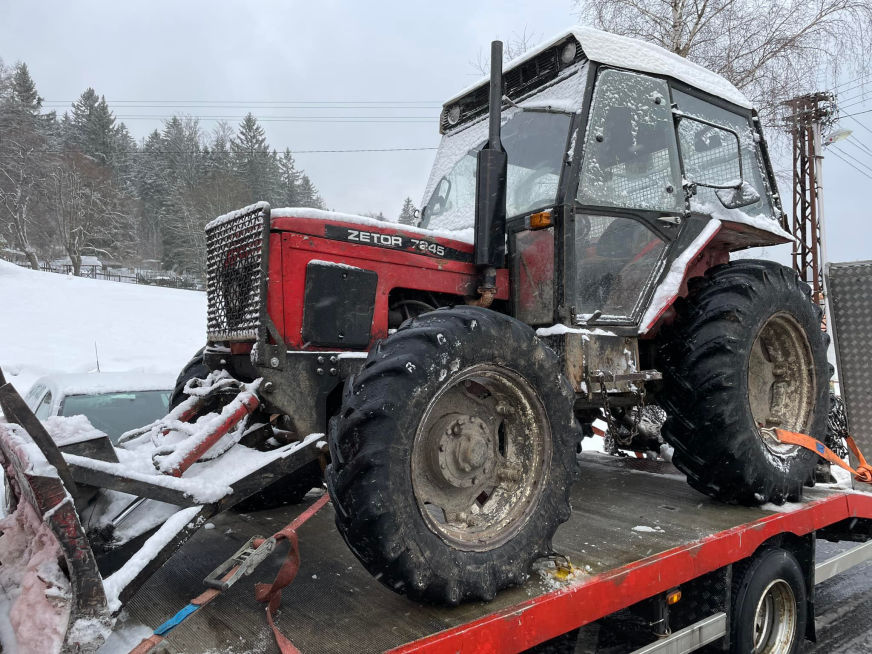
[
  {"x1": 60, "y1": 390, "x2": 171, "y2": 443},
  {"x1": 420, "y1": 110, "x2": 572, "y2": 232}
]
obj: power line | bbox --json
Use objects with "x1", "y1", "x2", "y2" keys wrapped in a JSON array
[
  {"x1": 828, "y1": 148, "x2": 872, "y2": 180},
  {"x1": 831, "y1": 144, "x2": 872, "y2": 175},
  {"x1": 43, "y1": 99, "x2": 443, "y2": 106},
  {"x1": 109, "y1": 116, "x2": 435, "y2": 123},
  {"x1": 848, "y1": 115, "x2": 872, "y2": 137},
  {"x1": 16, "y1": 146, "x2": 439, "y2": 155},
  {"x1": 846, "y1": 134, "x2": 872, "y2": 157},
  {"x1": 839, "y1": 107, "x2": 872, "y2": 119},
  {"x1": 831, "y1": 72, "x2": 872, "y2": 92}
]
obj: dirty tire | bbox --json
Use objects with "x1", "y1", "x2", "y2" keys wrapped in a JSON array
[
  {"x1": 730, "y1": 548, "x2": 807, "y2": 653},
  {"x1": 659, "y1": 260, "x2": 829, "y2": 505},
  {"x1": 169, "y1": 347, "x2": 208, "y2": 409},
  {"x1": 326, "y1": 306, "x2": 580, "y2": 604}
]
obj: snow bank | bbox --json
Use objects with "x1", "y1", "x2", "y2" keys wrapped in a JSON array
[{"x1": 0, "y1": 259, "x2": 205, "y2": 395}]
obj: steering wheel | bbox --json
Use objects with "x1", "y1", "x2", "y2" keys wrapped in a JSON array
[{"x1": 515, "y1": 169, "x2": 558, "y2": 214}]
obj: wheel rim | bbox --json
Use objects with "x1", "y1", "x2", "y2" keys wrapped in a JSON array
[
  {"x1": 752, "y1": 578, "x2": 797, "y2": 653},
  {"x1": 747, "y1": 312, "x2": 816, "y2": 455},
  {"x1": 411, "y1": 364, "x2": 552, "y2": 551}
]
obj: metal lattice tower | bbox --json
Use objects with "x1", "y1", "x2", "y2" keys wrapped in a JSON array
[{"x1": 785, "y1": 92, "x2": 835, "y2": 321}]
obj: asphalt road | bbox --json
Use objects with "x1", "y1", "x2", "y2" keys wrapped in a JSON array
[{"x1": 807, "y1": 541, "x2": 872, "y2": 653}]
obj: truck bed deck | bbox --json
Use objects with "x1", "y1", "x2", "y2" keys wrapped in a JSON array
[{"x1": 122, "y1": 453, "x2": 872, "y2": 654}]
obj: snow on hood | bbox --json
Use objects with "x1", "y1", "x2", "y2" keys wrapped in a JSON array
[
  {"x1": 445, "y1": 26, "x2": 751, "y2": 110},
  {"x1": 271, "y1": 207, "x2": 474, "y2": 244}
]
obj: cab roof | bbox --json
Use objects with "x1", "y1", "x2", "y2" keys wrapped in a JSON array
[{"x1": 445, "y1": 26, "x2": 751, "y2": 111}]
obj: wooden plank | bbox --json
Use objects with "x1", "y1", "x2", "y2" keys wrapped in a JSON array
[{"x1": 65, "y1": 462, "x2": 202, "y2": 508}]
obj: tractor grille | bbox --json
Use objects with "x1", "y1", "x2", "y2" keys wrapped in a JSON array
[{"x1": 205, "y1": 202, "x2": 270, "y2": 342}]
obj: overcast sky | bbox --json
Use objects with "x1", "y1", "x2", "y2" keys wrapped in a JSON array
[{"x1": 1, "y1": 0, "x2": 869, "y2": 264}]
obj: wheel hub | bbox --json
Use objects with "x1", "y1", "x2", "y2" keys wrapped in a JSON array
[
  {"x1": 437, "y1": 416, "x2": 496, "y2": 487},
  {"x1": 752, "y1": 578, "x2": 796, "y2": 653},
  {"x1": 748, "y1": 312, "x2": 816, "y2": 456},
  {"x1": 411, "y1": 364, "x2": 551, "y2": 551}
]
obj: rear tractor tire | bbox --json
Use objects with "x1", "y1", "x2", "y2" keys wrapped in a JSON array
[
  {"x1": 326, "y1": 306, "x2": 580, "y2": 604},
  {"x1": 658, "y1": 260, "x2": 830, "y2": 505}
]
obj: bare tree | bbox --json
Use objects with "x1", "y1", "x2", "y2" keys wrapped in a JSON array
[
  {"x1": 471, "y1": 27, "x2": 542, "y2": 75},
  {"x1": 46, "y1": 152, "x2": 128, "y2": 276},
  {"x1": 0, "y1": 133, "x2": 44, "y2": 269},
  {"x1": 576, "y1": 0, "x2": 872, "y2": 126}
]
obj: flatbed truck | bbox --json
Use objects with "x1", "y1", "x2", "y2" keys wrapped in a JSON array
[{"x1": 117, "y1": 453, "x2": 872, "y2": 653}]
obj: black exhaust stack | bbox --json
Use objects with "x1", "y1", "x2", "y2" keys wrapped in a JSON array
[{"x1": 473, "y1": 40, "x2": 508, "y2": 268}]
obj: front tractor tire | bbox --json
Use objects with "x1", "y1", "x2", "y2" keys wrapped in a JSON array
[
  {"x1": 326, "y1": 306, "x2": 580, "y2": 604},
  {"x1": 659, "y1": 260, "x2": 830, "y2": 505}
]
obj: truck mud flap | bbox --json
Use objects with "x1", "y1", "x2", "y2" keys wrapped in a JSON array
[{"x1": 0, "y1": 422, "x2": 112, "y2": 653}]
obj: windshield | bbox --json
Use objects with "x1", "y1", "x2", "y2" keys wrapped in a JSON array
[
  {"x1": 61, "y1": 390, "x2": 171, "y2": 443},
  {"x1": 421, "y1": 110, "x2": 572, "y2": 232}
]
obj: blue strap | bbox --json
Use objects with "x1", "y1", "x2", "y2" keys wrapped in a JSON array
[{"x1": 154, "y1": 603, "x2": 199, "y2": 636}]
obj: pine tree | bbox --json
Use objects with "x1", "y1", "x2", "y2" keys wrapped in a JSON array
[
  {"x1": 231, "y1": 113, "x2": 279, "y2": 202},
  {"x1": 297, "y1": 174, "x2": 325, "y2": 209},
  {"x1": 278, "y1": 148, "x2": 301, "y2": 206},
  {"x1": 398, "y1": 197, "x2": 417, "y2": 225},
  {"x1": 10, "y1": 62, "x2": 42, "y2": 113}
]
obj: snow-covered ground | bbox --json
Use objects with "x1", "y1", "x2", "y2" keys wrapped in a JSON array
[
  {"x1": 0, "y1": 259, "x2": 206, "y2": 395},
  {"x1": 0, "y1": 260, "x2": 206, "y2": 653}
]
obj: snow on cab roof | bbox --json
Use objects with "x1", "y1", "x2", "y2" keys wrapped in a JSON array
[
  {"x1": 32, "y1": 372, "x2": 175, "y2": 396},
  {"x1": 445, "y1": 26, "x2": 751, "y2": 110}
]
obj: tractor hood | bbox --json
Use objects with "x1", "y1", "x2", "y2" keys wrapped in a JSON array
[{"x1": 270, "y1": 207, "x2": 476, "y2": 265}]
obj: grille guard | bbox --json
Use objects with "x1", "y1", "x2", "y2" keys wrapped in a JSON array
[{"x1": 205, "y1": 201, "x2": 271, "y2": 344}]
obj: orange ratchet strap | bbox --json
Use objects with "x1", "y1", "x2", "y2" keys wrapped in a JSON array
[{"x1": 774, "y1": 429, "x2": 872, "y2": 484}]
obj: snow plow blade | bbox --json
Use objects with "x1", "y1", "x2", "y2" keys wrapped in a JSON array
[{"x1": 0, "y1": 369, "x2": 323, "y2": 652}]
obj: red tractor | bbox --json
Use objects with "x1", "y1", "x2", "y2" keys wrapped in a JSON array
[
  {"x1": 189, "y1": 29, "x2": 828, "y2": 604},
  {"x1": 0, "y1": 28, "x2": 829, "y2": 643}
]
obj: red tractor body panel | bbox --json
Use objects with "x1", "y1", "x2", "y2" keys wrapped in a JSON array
[{"x1": 267, "y1": 215, "x2": 509, "y2": 350}]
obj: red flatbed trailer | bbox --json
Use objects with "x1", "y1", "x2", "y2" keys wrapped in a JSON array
[{"x1": 119, "y1": 453, "x2": 872, "y2": 654}]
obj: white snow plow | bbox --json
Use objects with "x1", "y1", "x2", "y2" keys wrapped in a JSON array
[{"x1": 0, "y1": 367, "x2": 322, "y2": 652}]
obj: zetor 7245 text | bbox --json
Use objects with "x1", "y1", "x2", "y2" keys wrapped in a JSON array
[{"x1": 174, "y1": 29, "x2": 826, "y2": 604}]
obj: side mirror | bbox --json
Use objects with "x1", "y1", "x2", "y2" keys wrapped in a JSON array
[{"x1": 715, "y1": 181, "x2": 761, "y2": 209}]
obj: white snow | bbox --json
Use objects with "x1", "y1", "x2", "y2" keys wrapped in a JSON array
[
  {"x1": 271, "y1": 206, "x2": 474, "y2": 244},
  {"x1": 639, "y1": 219, "x2": 722, "y2": 333},
  {"x1": 0, "y1": 259, "x2": 205, "y2": 397},
  {"x1": 536, "y1": 324, "x2": 617, "y2": 337},
  {"x1": 631, "y1": 525, "x2": 664, "y2": 533},
  {"x1": 307, "y1": 259, "x2": 363, "y2": 271},
  {"x1": 102, "y1": 506, "x2": 203, "y2": 612},
  {"x1": 691, "y1": 200, "x2": 795, "y2": 243},
  {"x1": 42, "y1": 414, "x2": 107, "y2": 447},
  {"x1": 204, "y1": 200, "x2": 269, "y2": 231},
  {"x1": 444, "y1": 26, "x2": 751, "y2": 110}
]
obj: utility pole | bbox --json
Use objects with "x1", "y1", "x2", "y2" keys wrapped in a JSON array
[{"x1": 785, "y1": 92, "x2": 836, "y2": 326}]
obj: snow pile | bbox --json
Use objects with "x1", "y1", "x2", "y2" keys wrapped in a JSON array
[
  {"x1": 0, "y1": 495, "x2": 71, "y2": 654},
  {"x1": 0, "y1": 259, "x2": 206, "y2": 396}
]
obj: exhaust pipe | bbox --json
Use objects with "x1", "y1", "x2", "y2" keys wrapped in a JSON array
[{"x1": 473, "y1": 40, "x2": 508, "y2": 269}]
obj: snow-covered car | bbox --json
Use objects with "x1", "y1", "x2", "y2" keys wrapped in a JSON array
[{"x1": 23, "y1": 372, "x2": 174, "y2": 443}]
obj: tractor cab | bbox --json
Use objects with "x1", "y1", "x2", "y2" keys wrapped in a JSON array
[{"x1": 421, "y1": 27, "x2": 789, "y2": 333}]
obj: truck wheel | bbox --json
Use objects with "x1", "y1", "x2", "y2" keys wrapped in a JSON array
[
  {"x1": 658, "y1": 260, "x2": 829, "y2": 505},
  {"x1": 731, "y1": 548, "x2": 807, "y2": 653},
  {"x1": 326, "y1": 306, "x2": 580, "y2": 604},
  {"x1": 169, "y1": 347, "x2": 208, "y2": 409}
]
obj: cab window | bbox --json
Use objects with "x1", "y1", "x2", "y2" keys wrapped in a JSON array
[
  {"x1": 578, "y1": 70, "x2": 682, "y2": 213},
  {"x1": 671, "y1": 90, "x2": 774, "y2": 217},
  {"x1": 574, "y1": 214, "x2": 667, "y2": 321}
]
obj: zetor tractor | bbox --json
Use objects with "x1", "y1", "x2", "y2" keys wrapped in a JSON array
[
  {"x1": 186, "y1": 29, "x2": 829, "y2": 604},
  {"x1": 0, "y1": 28, "x2": 829, "y2": 629}
]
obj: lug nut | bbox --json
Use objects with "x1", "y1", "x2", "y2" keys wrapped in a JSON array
[
  {"x1": 270, "y1": 356, "x2": 280, "y2": 368},
  {"x1": 329, "y1": 368, "x2": 338, "y2": 376},
  {"x1": 316, "y1": 367, "x2": 324, "y2": 375},
  {"x1": 263, "y1": 381, "x2": 274, "y2": 393}
]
